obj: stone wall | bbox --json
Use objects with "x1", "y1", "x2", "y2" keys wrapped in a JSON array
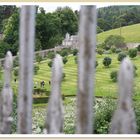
[{"x1": 0, "y1": 45, "x2": 75, "y2": 66}]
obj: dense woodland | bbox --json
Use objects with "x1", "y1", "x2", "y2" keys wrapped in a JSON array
[
  {"x1": 97, "y1": 6, "x2": 140, "y2": 32},
  {"x1": 0, "y1": 5, "x2": 140, "y2": 58}
]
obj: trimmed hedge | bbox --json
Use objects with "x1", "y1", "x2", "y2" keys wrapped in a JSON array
[
  {"x1": 33, "y1": 95, "x2": 65, "y2": 104},
  {"x1": 33, "y1": 96, "x2": 49, "y2": 104}
]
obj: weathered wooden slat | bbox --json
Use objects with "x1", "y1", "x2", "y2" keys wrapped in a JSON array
[
  {"x1": 110, "y1": 58, "x2": 137, "y2": 134},
  {"x1": 76, "y1": 6, "x2": 96, "y2": 134},
  {"x1": 17, "y1": 6, "x2": 36, "y2": 134},
  {"x1": 45, "y1": 54, "x2": 64, "y2": 134},
  {"x1": 0, "y1": 51, "x2": 13, "y2": 134}
]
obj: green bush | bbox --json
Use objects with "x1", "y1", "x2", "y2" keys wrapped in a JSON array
[
  {"x1": 103, "y1": 57, "x2": 112, "y2": 67},
  {"x1": 48, "y1": 60, "x2": 53, "y2": 68},
  {"x1": 60, "y1": 50, "x2": 68, "y2": 57},
  {"x1": 97, "y1": 49, "x2": 103, "y2": 55},
  {"x1": 0, "y1": 66, "x2": 2, "y2": 80},
  {"x1": 62, "y1": 73, "x2": 66, "y2": 81},
  {"x1": 103, "y1": 46, "x2": 110, "y2": 51},
  {"x1": 134, "y1": 101, "x2": 140, "y2": 134},
  {"x1": 72, "y1": 49, "x2": 78, "y2": 56},
  {"x1": 36, "y1": 55, "x2": 42, "y2": 63},
  {"x1": 0, "y1": 80, "x2": 3, "y2": 91},
  {"x1": 63, "y1": 57, "x2": 68, "y2": 64},
  {"x1": 104, "y1": 35, "x2": 126, "y2": 49},
  {"x1": 137, "y1": 45, "x2": 140, "y2": 52},
  {"x1": 95, "y1": 61, "x2": 98, "y2": 68},
  {"x1": 34, "y1": 65, "x2": 40, "y2": 75},
  {"x1": 35, "y1": 38, "x2": 42, "y2": 51},
  {"x1": 13, "y1": 57, "x2": 19, "y2": 67},
  {"x1": 110, "y1": 70, "x2": 118, "y2": 82},
  {"x1": 94, "y1": 98, "x2": 116, "y2": 134},
  {"x1": 110, "y1": 46, "x2": 116, "y2": 53},
  {"x1": 133, "y1": 64, "x2": 138, "y2": 77},
  {"x1": 0, "y1": 53, "x2": 5, "y2": 58},
  {"x1": 47, "y1": 51, "x2": 55, "y2": 59},
  {"x1": 0, "y1": 41, "x2": 11, "y2": 58},
  {"x1": 97, "y1": 43, "x2": 106, "y2": 49},
  {"x1": 128, "y1": 48, "x2": 137, "y2": 58},
  {"x1": 11, "y1": 93, "x2": 18, "y2": 134},
  {"x1": 13, "y1": 68, "x2": 19, "y2": 77},
  {"x1": 117, "y1": 52, "x2": 127, "y2": 62}
]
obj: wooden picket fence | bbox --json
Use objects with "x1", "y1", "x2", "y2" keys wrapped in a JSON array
[{"x1": 0, "y1": 5, "x2": 137, "y2": 134}]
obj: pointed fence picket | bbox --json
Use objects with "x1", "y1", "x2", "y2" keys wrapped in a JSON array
[
  {"x1": 0, "y1": 51, "x2": 13, "y2": 134},
  {"x1": 0, "y1": 5, "x2": 137, "y2": 134}
]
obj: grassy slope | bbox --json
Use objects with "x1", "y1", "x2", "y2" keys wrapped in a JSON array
[
  {"x1": 97, "y1": 23, "x2": 140, "y2": 43},
  {"x1": 11, "y1": 54, "x2": 140, "y2": 99}
]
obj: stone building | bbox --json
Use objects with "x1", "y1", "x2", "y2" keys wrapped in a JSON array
[{"x1": 62, "y1": 33, "x2": 78, "y2": 48}]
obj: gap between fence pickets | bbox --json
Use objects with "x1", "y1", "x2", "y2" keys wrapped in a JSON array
[{"x1": 0, "y1": 51, "x2": 13, "y2": 134}]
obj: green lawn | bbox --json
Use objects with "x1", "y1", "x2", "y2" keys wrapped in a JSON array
[
  {"x1": 97, "y1": 23, "x2": 140, "y2": 43},
  {"x1": 11, "y1": 53, "x2": 140, "y2": 99}
]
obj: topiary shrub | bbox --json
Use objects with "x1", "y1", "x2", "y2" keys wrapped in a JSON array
[
  {"x1": 63, "y1": 57, "x2": 68, "y2": 64},
  {"x1": 60, "y1": 50, "x2": 68, "y2": 57},
  {"x1": 137, "y1": 45, "x2": 140, "y2": 52},
  {"x1": 95, "y1": 61, "x2": 98, "y2": 68},
  {"x1": 111, "y1": 46, "x2": 116, "y2": 53},
  {"x1": 47, "y1": 51, "x2": 55, "y2": 59},
  {"x1": 48, "y1": 60, "x2": 53, "y2": 68},
  {"x1": 103, "y1": 46, "x2": 110, "y2": 51},
  {"x1": 103, "y1": 57, "x2": 112, "y2": 67},
  {"x1": 117, "y1": 52, "x2": 127, "y2": 62},
  {"x1": 34, "y1": 65, "x2": 40, "y2": 75},
  {"x1": 110, "y1": 70, "x2": 118, "y2": 82},
  {"x1": 72, "y1": 49, "x2": 78, "y2": 56},
  {"x1": 128, "y1": 48, "x2": 137, "y2": 58},
  {"x1": 97, "y1": 49, "x2": 103, "y2": 55},
  {"x1": 62, "y1": 73, "x2": 66, "y2": 81}
]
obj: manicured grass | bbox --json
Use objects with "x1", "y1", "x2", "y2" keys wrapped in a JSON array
[
  {"x1": 32, "y1": 54, "x2": 119, "y2": 98},
  {"x1": 97, "y1": 23, "x2": 140, "y2": 43},
  {"x1": 11, "y1": 53, "x2": 140, "y2": 99}
]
